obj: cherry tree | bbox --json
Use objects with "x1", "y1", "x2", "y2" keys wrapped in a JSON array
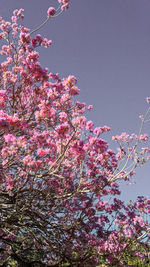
[{"x1": 0, "y1": 1, "x2": 149, "y2": 266}]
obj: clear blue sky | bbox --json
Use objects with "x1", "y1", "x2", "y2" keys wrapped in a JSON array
[{"x1": 0, "y1": 0, "x2": 150, "y2": 202}]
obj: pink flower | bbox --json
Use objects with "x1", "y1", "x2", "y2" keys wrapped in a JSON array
[
  {"x1": 47, "y1": 7, "x2": 56, "y2": 17},
  {"x1": 31, "y1": 34, "x2": 43, "y2": 47},
  {"x1": 23, "y1": 155, "x2": 33, "y2": 165},
  {"x1": 4, "y1": 134, "x2": 16, "y2": 143},
  {"x1": 87, "y1": 105, "x2": 93, "y2": 110},
  {"x1": 13, "y1": 9, "x2": 19, "y2": 16},
  {"x1": 58, "y1": 0, "x2": 69, "y2": 4},
  {"x1": 86, "y1": 120, "x2": 94, "y2": 130},
  {"x1": 72, "y1": 116, "x2": 86, "y2": 128},
  {"x1": 6, "y1": 180, "x2": 14, "y2": 191},
  {"x1": 133, "y1": 216, "x2": 145, "y2": 227},
  {"x1": 101, "y1": 125, "x2": 110, "y2": 133},
  {"x1": 37, "y1": 148, "x2": 48, "y2": 156},
  {"x1": 139, "y1": 114, "x2": 144, "y2": 120},
  {"x1": 26, "y1": 51, "x2": 39, "y2": 63},
  {"x1": 59, "y1": 112, "x2": 68, "y2": 122},
  {"x1": 61, "y1": 4, "x2": 69, "y2": 11},
  {"x1": 139, "y1": 134, "x2": 148, "y2": 141},
  {"x1": 70, "y1": 86, "x2": 80, "y2": 95},
  {"x1": 146, "y1": 97, "x2": 150, "y2": 103},
  {"x1": 56, "y1": 123, "x2": 70, "y2": 136},
  {"x1": 41, "y1": 39, "x2": 52, "y2": 47},
  {"x1": 11, "y1": 16, "x2": 17, "y2": 23},
  {"x1": 20, "y1": 33, "x2": 30, "y2": 44},
  {"x1": 94, "y1": 127, "x2": 101, "y2": 136}
]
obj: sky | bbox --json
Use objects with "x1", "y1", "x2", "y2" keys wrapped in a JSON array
[{"x1": 0, "y1": 0, "x2": 150, "y2": 202}]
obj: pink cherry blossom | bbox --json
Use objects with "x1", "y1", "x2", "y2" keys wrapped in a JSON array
[{"x1": 47, "y1": 7, "x2": 56, "y2": 17}]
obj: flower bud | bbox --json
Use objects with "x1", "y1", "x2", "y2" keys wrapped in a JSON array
[{"x1": 47, "y1": 7, "x2": 56, "y2": 17}]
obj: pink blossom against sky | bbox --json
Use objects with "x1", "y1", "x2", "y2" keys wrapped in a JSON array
[{"x1": 0, "y1": 0, "x2": 150, "y2": 201}]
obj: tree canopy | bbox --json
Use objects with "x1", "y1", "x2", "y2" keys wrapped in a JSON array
[{"x1": 0, "y1": 1, "x2": 149, "y2": 266}]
